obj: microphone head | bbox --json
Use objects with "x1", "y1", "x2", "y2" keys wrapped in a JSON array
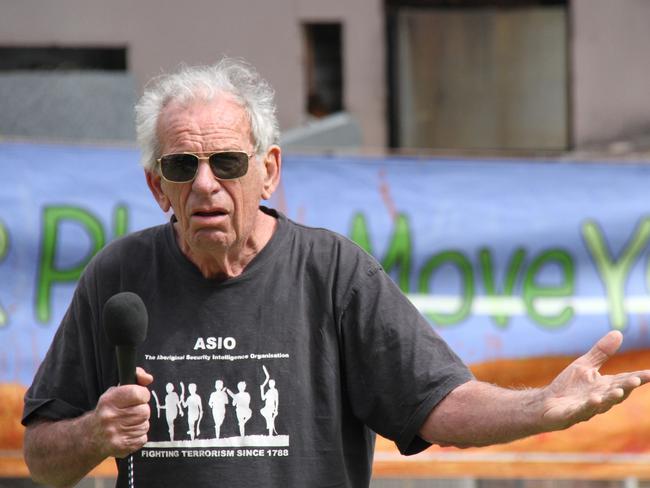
[{"x1": 103, "y1": 292, "x2": 148, "y2": 347}]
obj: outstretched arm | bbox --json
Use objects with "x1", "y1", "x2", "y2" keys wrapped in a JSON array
[
  {"x1": 419, "y1": 331, "x2": 650, "y2": 448},
  {"x1": 24, "y1": 368, "x2": 153, "y2": 487}
]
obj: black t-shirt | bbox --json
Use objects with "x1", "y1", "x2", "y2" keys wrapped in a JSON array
[{"x1": 23, "y1": 207, "x2": 473, "y2": 487}]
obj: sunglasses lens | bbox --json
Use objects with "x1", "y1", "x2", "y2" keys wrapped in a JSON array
[
  {"x1": 209, "y1": 152, "x2": 249, "y2": 179},
  {"x1": 160, "y1": 154, "x2": 198, "y2": 182}
]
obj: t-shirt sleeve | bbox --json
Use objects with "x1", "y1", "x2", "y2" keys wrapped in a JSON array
[
  {"x1": 339, "y1": 264, "x2": 474, "y2": 455},
  {"x1": 22, "y1": 271, "x2": 113, "y2": 426}
]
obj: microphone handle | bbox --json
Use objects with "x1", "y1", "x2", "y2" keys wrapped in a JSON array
[{"x1": 116, "y1": 345, "x2": 137, "y2": 385}]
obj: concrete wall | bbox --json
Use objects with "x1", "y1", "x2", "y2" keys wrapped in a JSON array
[
  {"x1": 571, "y1": 0, "x2": 650, "y2": 148},
  {"x1": 0, "y1": 0, "x2": 386, "y2": 147}
]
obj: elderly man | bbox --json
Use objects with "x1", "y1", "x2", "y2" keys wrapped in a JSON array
[{"x1": 22, "y1": 58, "x2": 650, "y2": 487}]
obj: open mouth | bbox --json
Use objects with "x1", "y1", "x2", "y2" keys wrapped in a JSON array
[{"x1": 193, "y1": 210, "x2": 227, "y2": 218}]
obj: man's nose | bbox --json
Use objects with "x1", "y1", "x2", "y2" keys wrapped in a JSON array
[{"x1": 192, "y1": 159, "x2": 221, "y2": 192}]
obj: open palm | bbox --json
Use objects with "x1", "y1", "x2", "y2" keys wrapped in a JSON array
[{"x1": 542, "y1": 331, "x2": 650, "y2": 431}]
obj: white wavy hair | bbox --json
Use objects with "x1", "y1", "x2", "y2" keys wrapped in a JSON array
[{"x1": 135, "y1": 57, "x2": 280, "y2": 171}]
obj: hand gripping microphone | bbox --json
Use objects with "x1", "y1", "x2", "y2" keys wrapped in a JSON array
[{"x1": 103, "y1": 292, "x2": 148, "y2": 385}]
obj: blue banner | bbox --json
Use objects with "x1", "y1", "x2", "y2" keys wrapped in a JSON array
[{"x1": 2, "y1": 141, "x2": 650, "y2": 386}]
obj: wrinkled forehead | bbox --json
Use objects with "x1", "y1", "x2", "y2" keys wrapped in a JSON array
[
  {"x1": 160, "y1": 92, "x2": 249, "y2": 128},
  {"x1": 156, "y1": 93, "x2": 254, "y2": 150}
]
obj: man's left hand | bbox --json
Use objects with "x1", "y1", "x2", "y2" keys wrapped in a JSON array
[{"x1": 541, "y1": 330, "x2": 650, "y2": 431}]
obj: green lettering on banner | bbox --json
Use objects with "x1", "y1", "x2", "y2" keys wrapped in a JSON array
[
  {"x1": 349, "y1": 212, "x2": 413, "y2": 293},
  {"x1": 479, "y1": 247, "x2": 526, "y2": 328},
  {"x1": 113, "y1": 204, "x2": 129, "y2": 238},
  {"x1": 382, "y1": 214, "x2": 412, "y2": 293},
  {"x1": 418, "y1": 250, "x2": 474, "y2": 326},
  {"x1": 523, "y1": 249, "x2": 575, "y2": 329},
  {"x1": 350, "y1": 212, "x2": 373, "y2": 254},
  {"x1": 36, "y1": 206, "x2": 105, "y2": 324},
  {"x1": 583, "y1": 218, "x2": 650, "y2": 330},
  {"x1": 0, "y1": 220, "x2": 9, "y2": 327}
]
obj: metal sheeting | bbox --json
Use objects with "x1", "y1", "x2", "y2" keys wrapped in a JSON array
[{"x1": 0, "y1": 71, "x2": 136, "y2": 142}]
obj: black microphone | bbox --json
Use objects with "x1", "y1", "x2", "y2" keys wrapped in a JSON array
[{"x1": 103, "y1": 292, "x2": 148, "y2": 385}]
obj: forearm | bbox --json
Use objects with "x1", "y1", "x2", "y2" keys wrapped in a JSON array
[
  {"x1": 23, "y1": 370, "x2": 153, "y2": 487},
  {"x1": 419, "y1": 380, "x2": 548, "y2": 448},
  {"x1": 24, "y1": 413, "x2": 108, "y2": 487},
  {"x1": 420, "y1": 332, "x2": 650, "y2": 449}
]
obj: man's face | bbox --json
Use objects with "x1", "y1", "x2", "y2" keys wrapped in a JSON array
[{"x1": 147, "y1": 95, "x2": 275, "y2": 257}]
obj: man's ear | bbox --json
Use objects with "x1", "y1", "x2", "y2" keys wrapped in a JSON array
[
  {"x1": 260, "y1": 145, "x2": 282, "y2": 200},
  {"x1": 145, "y1": 170, "x2": 171, "y2": 212}
]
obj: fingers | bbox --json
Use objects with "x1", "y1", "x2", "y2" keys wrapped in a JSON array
[
  {"x1": 581, "y1": 331, "x2": 623, "y2": 370},
  {"x1": 633, "y1": 369, "x2": 650, "y2": 385},
  {"x1": 110, "y1": 384, "x2": 151, "y2": 408},
  {"x1": 590, "y1": 372, "x2": 648, "y2": 414},
  {"x1": 610, "y1": 371, "x2": 650, "y2": 399},
  {"x1": 600, "y1": 387, "x2": 624, "y2": 406},
  {"x1": 114, "y1": 434, "x2": 149, "y2": 459},
  {"x1": 119, "y1": 404, "x2": 152, "y2": 428},
  {"x1": 93, "y1": 385, "x2": 152, "y2": 458},
  {"x1": 618, "y1": 373, "x2": 643, "y2": 389},
  {"x1": 136, "y1": 367, "x2": 154, "y2": 386},
  {"x1": 96, "y1": 391, "x2": 150, "y2": 429}
]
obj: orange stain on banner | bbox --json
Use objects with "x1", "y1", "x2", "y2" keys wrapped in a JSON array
[
  {"x1": 0, "y1": 383, "x2": 117, "y2": 478},
  {"x1": 375, "y1": 349, "x2": 650, "y2": 478},
  {"x1": 2, "y1": 349, "x2": 649, "y2": 479}
]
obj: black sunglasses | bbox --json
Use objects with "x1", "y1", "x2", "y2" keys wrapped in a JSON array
[{"x1": 156, "y1": 151, "x2": 253, "y2": 183}]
